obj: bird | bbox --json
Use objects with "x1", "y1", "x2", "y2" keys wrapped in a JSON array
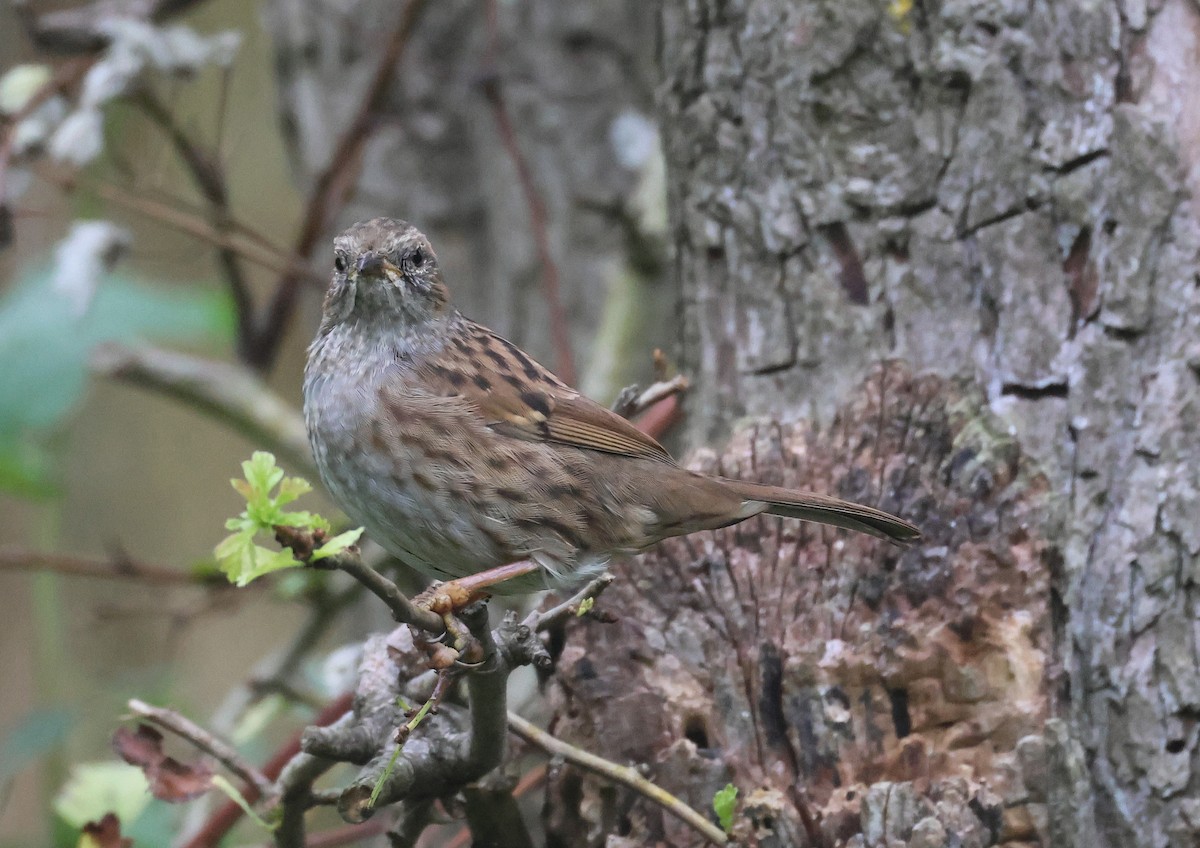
[{"x1": 303, "y1": 218, "x2": 920, "y2": 596}]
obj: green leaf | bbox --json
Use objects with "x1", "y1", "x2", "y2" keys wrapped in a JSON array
[
  {"x1": 713, "y1": 783, "x2": 737, "y2": 834},
  {"x1": 218, "y1": 452, "x2": 361, "y2": 586},
  {"x1": 576, "y1": 597, "x2": 594, "y2": 617},
  {"x1": 0, "y1": 267, "x2": 232, "y2": 497},
  {"x1": 210, "y1": 774, "x2": 277, "y2": 831},
  {"x1": 0, "y1": 707, "x2": 74, "y2": 784},
  {"x1": 311, "y1": 527, "x2": 364, "y2": 561},
  {"x1": 275, "y1": 476, "x2": 312, "y2": 505},
  {"x1": 215, "y1": 530, "x2": 299, "y2": 587},
  {"x1": 242, "y1": 452, "x2": 284, "y2": 502},
  {"x1": 53, "y1": 762, "x2": 150, "y2": 829},
  {"x1": 275, "y1": 510, "x2": 329, "y2": 531}
]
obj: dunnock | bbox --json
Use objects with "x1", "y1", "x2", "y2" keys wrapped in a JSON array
[{"x1": 304, "y1": 219, "x2": 919, "y2": 594}]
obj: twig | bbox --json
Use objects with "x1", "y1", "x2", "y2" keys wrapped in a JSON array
[
  {"x1": 305, "y1": 819, "x2": 386, "y2": 848},
  {"x1": 254, "y1": 0, "x2": 430, "y2": 370},
  {"x1": 135, "y1": 90, "x2": 256, "y2": 358},
  {"x1": 634, "y1": 394, "x2": 682, "y2": 442},
  {"x1": 632, "y1": 375, "x2": 690, "y2": 417},
  {"x1": 506, "y1": 712, "x2": 727, "y2": 846},
  {"x1": 0, "y1": 546, "x2": 213, "y2": 585},
  {"x1": 90, "y1": 342, "x2": 315, "y2": 477},
  {"x1": 0, "y1": 56, "x2": 94, "y2": 235},
  {"x1": 44, "y1": 171, "x2": 320, "y2": 282},
  {"x1": 387, "y1": 800, "x2": 434, "y2": 848},
  {"x1": 180, "y1": 693, "x2": 354, "y2": 848},
  {"x1": 316, "y1": 550, "x2": 444, "y2": 635},
  {"x1": 275, "y1": 743, "x2": 348, "y2": 848},
  {"x1": 127, "y1": 698, "x2": 275, "y2": 803},
  {"x1": 479, "y1": 0, "x2": 575, "y2": 385},
  {"x1": 522, "y1": 572, "x2": 614, "y2": 632},
  {"x1": 443, "y1": 764, "x2": 547, "y2": 848}
]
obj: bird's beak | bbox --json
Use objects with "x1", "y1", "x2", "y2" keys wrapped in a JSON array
[
  {"x1": 356, "y1": 253, "x2": 385, "y2": 278},
  {"x1": 354, "y1": 254, "x2": 403, "y2": 281}
]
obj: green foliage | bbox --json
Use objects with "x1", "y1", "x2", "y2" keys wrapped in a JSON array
[
  {"x1": 0, "y1": 268, "x2": 232, "y2": 497},
  {"x1": 712, "y1": 783, "x2": 738, "y2": 834},
  {"x1": 53, "y1": 762, "x2": 150, "y2": 830},
  {"x1": 210, "y1": 775, "x2": 277, "y2": 831},
  {"x1": 53, "y1": 761, "x2": 177, "y2": 848},
  {"x1": 215, "y1": 452, "x2": 362, "y2": 586},
  {"x1": 576, "y1": 596, "x2": 594, "y2": 617}
]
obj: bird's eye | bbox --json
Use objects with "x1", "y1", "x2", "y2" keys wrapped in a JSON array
[
  {"x1": 334, "y1": 254, "x2": 348, "y2": 273},
  {"x1": 409, "y1": 248, "x2": 425, "y2": 269}
]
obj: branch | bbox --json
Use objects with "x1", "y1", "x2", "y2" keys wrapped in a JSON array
[
  {"x1": 90, "y1": 342, "x2": 315, "y2": 478},
  {"x1": 127, "y1": 698, "x2": 276, "y2": 803},
  {"x1": 253, "y1": 0, "x2": 431, "y2": 370},
  {"x1": 0, "y1": 546, "x2": 213, "y2": 586},
  {"x1": 180, "y1": 693, "x2": 354, "y2": 848},
  {"x1": 274, "y1": 741, "x2": 348, "y2": 848},
  {"x1": 611, "y1": 375, "x2": 690, "y2": 419},
  {"x1": 523, "y1": 572, "x2": 614, "y2": 632},
  {"x1": 0, "y1": 57, "x2": 94, "y2": 244},
  {"x1": 134, "y1": 90, "x2": 256, "y2": 358},
  {"x1": 292, "y1": 609, "x2": 550, "y2": 836},
  {"x1": 311, "y1": 548, "x2": 444, "y2": 635},
  {"x1": 507, "y1": 712, "x2": 728, "y2": 846},
  {"x1": 479, "y1": 0, "x2": 575, "y2": 385},
  {"x1": 43, "y1": 172, "x2": 322, "y2": 284}
]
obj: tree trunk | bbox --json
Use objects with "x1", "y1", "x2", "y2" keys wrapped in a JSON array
[{"x1": 543, "y1": 1, "x2": 1200, "y2": 846}]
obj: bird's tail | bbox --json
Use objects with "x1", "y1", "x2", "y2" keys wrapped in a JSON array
[{"x1": 721, "y1": 479, "x2": 921, "y2": 544}]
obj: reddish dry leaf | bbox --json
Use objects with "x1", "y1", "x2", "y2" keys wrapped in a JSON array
[
  {"x1": 80, "y1": 813, "x2": 132, "y2": 848},
  {"x1": 112, "y1": 724, "x2": 214, "y2": 802}
]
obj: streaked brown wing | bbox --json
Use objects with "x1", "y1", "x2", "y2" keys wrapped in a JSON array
[{"x1": 416, "y1": 320, "x2": 674, "y2": 463}]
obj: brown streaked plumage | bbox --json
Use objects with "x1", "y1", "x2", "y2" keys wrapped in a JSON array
[{"x1": 303, "y1": 218, "x2": 920, "y2": 594}]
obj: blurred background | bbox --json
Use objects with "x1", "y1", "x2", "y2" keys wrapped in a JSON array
[{"x1": 0, "y1": 0, "x2": 667, "y2": 843}]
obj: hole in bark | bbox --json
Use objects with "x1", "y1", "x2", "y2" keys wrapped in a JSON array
[
  {"x1": 1000, "y1": 382, "x2": 1069, "y2": 400},
  {"x1": 948, "y1": 614, "x2": 978, "y2": 642},
  {"x1": 819, "y1": 222, "x2": 870, "y2": 305},
  {"x1": 705, "y1": 245, "x2": 725, "y2": 262},
  {"x1": 1104, "y1": 325, "x2": 1144, "y2": 342},
  {"x1": 684, "y1": 714, "x2": 710, "y2": 750},
  {"x1": 574, "y1": 657, "x2": 597, "y2": 680},
  {"x1": 969, "y1": 797, "x2": 1003, "y2": 842},
  {"x1": 1166, "y1": 739, "x2": 1186, "y2": 754},
  {"x1": 887, "y1": 687, "x2": 912, "y2": 739},
  {"x1": 1063, "y1": 226, "x2": 1098, "y2": 331}
]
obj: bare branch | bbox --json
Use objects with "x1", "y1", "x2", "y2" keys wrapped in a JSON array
[
  {"x1": 0, "y1": 57, "x2": 94, "y2": 244},
  {"x1": 523, "y1": 572, "x2": 614, "y2": 633},
  {"x1": 127, "y1": 698, "x2": 275, "y2": 803},
  {"x1": 44, "y1": 172, "x2": 321, "y2": 283},
  {"x1": 507, "y1": 712, "x2": 728, "y2": 846},
  {"x1": 180, "y1": 692, "x2": 354, "y2": 848},
  {"x1": 134, "y1": 90, "x2": 256, "y2": 358},
  {"x1": 91, "y1": 342, "x2": 315, "y2": 477},
  {"x1": 0, "y1": 546, "x2": 213, "y2": 586},
  {"x1": 479, "y1": 0, "x2": 575, "y2": 385},
  {"x1": 254, "y1": 0, "x2": 431, "y2": 370},
  {"x1": 302, "y1": 547, "x2": 444, "y2": 636}
]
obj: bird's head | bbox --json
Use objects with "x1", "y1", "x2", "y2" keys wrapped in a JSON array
[{"x1": 322, "y1": 218, "x2": 450, "y2": 329}]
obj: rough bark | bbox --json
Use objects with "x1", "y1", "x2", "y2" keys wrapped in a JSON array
[{"x1": 550, "y1": 0, "x2": 1200, "y2": 846}]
